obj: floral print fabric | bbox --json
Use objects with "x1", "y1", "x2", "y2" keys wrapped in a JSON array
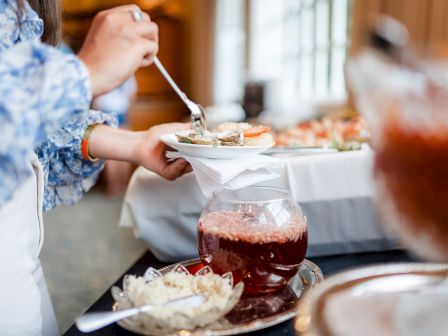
[{"x1": 0, "y1": 0, "x2": 117, "y2": 210}]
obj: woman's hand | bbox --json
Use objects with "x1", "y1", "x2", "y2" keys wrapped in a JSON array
[
  {"x1": 78, "y1": 5, "x2": 158, "y2": 97},
  {"x1": 88, "y1": 123, "x2": 192, "y2": 181},
  {"x1": 133, "y1": 123, "x2": 193, "y2": 181}
]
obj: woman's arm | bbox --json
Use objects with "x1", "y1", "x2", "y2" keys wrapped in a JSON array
[
  {"x1": 36, "y1": 110, "x2": 117, "y2": 211},
  {"x1": 37, "y1": 115, "x2": 191, "y2": 211},
  {"x1": 0, "y1": 4, "x2": 159, "y2": 207},
  {"x1": 88, "y1": 123, "x2": 192, "y2": 181},
  {"x1": 0, "y1": 41, "x2": 92, "y2": 205}
]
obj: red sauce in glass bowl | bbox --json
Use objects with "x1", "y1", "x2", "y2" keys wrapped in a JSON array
[{"x1": 375, "y1": 115, "x2": 448, "y2": 260}]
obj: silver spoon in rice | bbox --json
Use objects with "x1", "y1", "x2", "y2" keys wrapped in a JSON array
[{"x1": 76, "y1": 294, "x2": 205, "y2": 333}]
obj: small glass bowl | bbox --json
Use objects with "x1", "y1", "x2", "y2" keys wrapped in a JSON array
[{"x1": 112, "y1": 264, "x2": 244, "y2": 334}]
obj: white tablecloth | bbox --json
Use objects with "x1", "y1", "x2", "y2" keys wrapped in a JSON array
[{"x1": 119, "y1": 149, "x2": 397, "y2": 262}]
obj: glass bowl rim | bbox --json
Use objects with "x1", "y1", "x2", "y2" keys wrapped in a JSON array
[{"x1": 211, "y1": 186, "x2": 294, "y2": 204}]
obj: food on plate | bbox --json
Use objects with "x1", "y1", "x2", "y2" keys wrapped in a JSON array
[
  {"x1": 275, "y1": 116, "x2": 370, "y2": 151},
  {"x1": 215, "y1": 122, "x2": 252, "y2": 132},
  {"x1": 176, "y1": 122, "x2": 274, "y2": 147},
  {"x1": 126, "y1": 271, "x2": 232, "y2": 316},
  {"x1": 243, "y1": 125, "x2": 274, "y2": 146},
  {"x1": 115, "y1": 268, "x2": 243, "y2": 332}
]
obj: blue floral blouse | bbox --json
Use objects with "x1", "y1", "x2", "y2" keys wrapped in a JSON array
[{"x1": 0, "y1": 0, "x2": 117, "y2": 211}]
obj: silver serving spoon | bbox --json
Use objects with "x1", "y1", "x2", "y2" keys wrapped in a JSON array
[
  {"x1": 76, "y1": 294, "x2": 205, "y2": 333},
  {"x1": 153, "y1": 57, "x2": 207, "y2": 135},
  {"x1": 132, "y1": 10, "x2": 207, "y2": 135}
]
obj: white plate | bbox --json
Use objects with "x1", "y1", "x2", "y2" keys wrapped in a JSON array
[{"x1": 161, "y1": 134, "x2": 275, "y2": 159}]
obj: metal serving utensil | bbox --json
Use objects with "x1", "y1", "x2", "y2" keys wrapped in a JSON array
[
  {"x1": 76, "y1": 294, "x2": 205, "y2": 333},
  {"x1": 131, "y1": 9, "x2": 207, "y2": 135},
  {"x1": 153, "y1": 57, "x2": 207, "y2": 135}
]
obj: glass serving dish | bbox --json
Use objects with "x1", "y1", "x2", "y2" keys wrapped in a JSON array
[
  {"x1": 112, "y1": 263, "x2": 244, "y2": 335},
  {"x1": 113, "y1": 258, "x2": 323, "y2": 336},
  {"x1": 198, "y1": 187, "x2": 308, "y2": 295},
  {"x1": 348, "y1": 21, "x2": 448, "y2": 262}
]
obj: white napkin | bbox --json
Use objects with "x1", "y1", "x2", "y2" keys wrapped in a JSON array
[{"x1": 166, "y1": 151, "x2": 283, "y2": 197}]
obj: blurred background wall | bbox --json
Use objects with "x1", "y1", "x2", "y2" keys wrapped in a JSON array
[
  {"x1": 62, "y1": 0, "x2": 448, "y2": 130},
  {"x1": 62, "y1": 0, "x2": 216, "y2": 131},
  {"x1": 351, "y1": 0, "x2": 448, "y2": 55}
]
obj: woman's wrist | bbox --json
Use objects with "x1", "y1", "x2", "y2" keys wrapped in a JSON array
[
  {"x1": 87, "y1": 125, "x2": 144, "y2": 164},
  {"x1": 82, "y1": 124, "x2": 100, "y2": 161}
]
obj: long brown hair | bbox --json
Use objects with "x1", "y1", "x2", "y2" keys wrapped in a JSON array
[{"x1": 17, "y1": 0, "x2": 61, "y2": 46}]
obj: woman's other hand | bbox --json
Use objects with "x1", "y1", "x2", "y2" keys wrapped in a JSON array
[
  {"x1": 78, "y1": 5, "x2": 158, "y2": 98},
  {"x1": 133, "y1": 123, "x2": 193, "y2": 181},
  {"x1": 88, "y1": 123, "x2": 192, "y2": 181}
]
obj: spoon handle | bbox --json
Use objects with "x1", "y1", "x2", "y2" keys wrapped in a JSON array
[
  {"x1": 153, "y1": 57, "x2": 190, "y2": 106},
  {"x1": 131, "y1": 12, "x2": 195, "y2": 110},
  {"x1": 76, "y1": 294, "x2": 205, "y2": 333},
  {"x1": 76, "y1": 306, "x2": 150, "y2": 333}
]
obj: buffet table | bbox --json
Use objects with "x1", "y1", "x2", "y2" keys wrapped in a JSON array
[
  {"x1": 119, "y1": 149, "x2": 398, "y2": 262},
  {"x1": 64, "y1": 249, "x2": 414, "y2": 336}
]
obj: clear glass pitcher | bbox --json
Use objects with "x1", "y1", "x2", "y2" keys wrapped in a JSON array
[{"x1": 197, "y1": 187, "x2": 308, "y2": 295}]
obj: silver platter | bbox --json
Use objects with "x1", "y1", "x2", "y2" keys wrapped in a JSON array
[
  {"x1": 295, "y1": 263, "x2": 448, "y2": 336},
  {"x1": 116, "y1": 258, "x2": 323, "y2": 335}
]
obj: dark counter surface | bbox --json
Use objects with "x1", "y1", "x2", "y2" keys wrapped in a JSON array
[{"x1": 64, "y1": 250, "x2": 414, "y2": 336}]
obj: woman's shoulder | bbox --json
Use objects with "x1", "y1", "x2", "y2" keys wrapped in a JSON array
[{"x1": 0, "y1": 0, "x2": 43, "y2": 51}]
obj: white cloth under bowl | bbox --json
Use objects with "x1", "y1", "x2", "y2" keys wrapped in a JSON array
[{"x1": 166, "y1": 151, "x2": 284, "y2": 197}]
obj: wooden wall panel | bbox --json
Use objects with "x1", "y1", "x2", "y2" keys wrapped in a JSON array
[
  {"x1": 426, "y1": 0, "x2": 448, "y2": 57},
  {"x1": 192, "y1": 0, "x2": 216, "y2": 106},
  {"x1": 350, "y1": 0, "x2": 448, "y2": 56},
  {"x1": 63, "y1": 0, "x2": 167, "y2": 15},
  {"x1": 135, "y1": 16, "x2": 185, "y2": 95},
  {"x1": 350, "y1": 0, "x2": 382, "y2": 55}
]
